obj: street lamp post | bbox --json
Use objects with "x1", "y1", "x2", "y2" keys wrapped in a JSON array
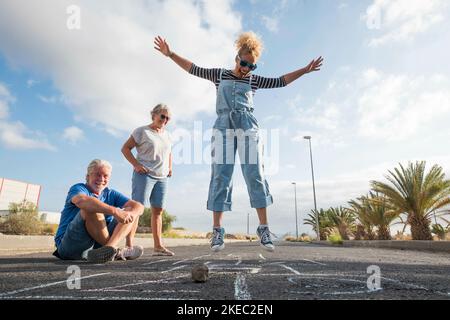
[
  {"x1": 304, "y1": 136, "x2": 320, "y2": 241},
  {"x1": 291, "y1": 182, "x2": 299, "y2": 240},
  {"x1": 247, "y1": 212, "x2": 250, "y2": 240}
]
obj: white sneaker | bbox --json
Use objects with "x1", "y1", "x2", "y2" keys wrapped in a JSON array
[
  {"x1": 257, "y1": 226, "x2": 276, "y2": 252},
  {"x1": 210, "y1": 227, "x2": 225, "y2": 252},
  {"x1": 115, "y1": 245, "x2": 144, "y2": 260}
]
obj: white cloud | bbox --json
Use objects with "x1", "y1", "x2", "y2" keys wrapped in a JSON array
[
  {"x1": 258, "y1": 0, "x2": 292, "y2": 33},
  {"x1": 26, "y1": 79, "x2": 38, "y2": 88},
  {"x1": 363, "y1": 0, "x2": 449, "y2": 47},
  {"x1": 289, "y1": 67, "x2": 450, "y2": 144},
  {"x1": 38, "y1": 95, "x2": 60, "y2": 104},
  {"x1": 0, "y1": 0, "x2": 242, "y2": 136},
  {"x1": 0, "y1": 121, "x2": 56, "y2": 151},
  {"x1": 0, "y1": 83, "x2": 14, "y2": 119},
  {"x1": 0, "y1": 101, "x2": 8, "y2": 120},
  {"x1": 0, "y1": 82, "x2": 56, "y2": 150},
  {"x1": 261, "y1": 16, "x2": 279, "y2": 33},
  {"x1": 62, "y1": 126, "x2": 84, "y2": 144},
  {"x1": 357, "y1": 72, "x2": 450, "y2": 141}
]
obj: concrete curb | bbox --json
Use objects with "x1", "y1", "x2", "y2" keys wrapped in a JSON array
[
  {"x1": 0, "y1": 234, "x2": 245, "y2": 256},
  {"x1": 311, "y1": 240, "x2": 450, "y2": 253}
]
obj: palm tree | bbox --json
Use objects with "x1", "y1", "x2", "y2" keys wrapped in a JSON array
[
  {"x1": 304, "y1": 209, "x2": 331, "y2": 240},
  {"x1": 348, "y1": 192, "x2": 399, "y2": 240},
  {"x1": 326, "y1": 207, "x2": 356, "y2": 240},
  {"x1": 348, "y1": 197, "x2": 376, "y2": 240},
  {"x1": 371, "y1": 161, "x2": 450, "y2": 240}
]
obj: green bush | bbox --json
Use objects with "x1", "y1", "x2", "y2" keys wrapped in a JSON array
[
  {"x1": 41, "y1": 223, "x2": 59, "y2": 235},
  {"x1": 138, "y1": 207, "x2": 176, "y2": 233},
  {"x1": 1, "y1": 201, "x2": 43, "y2": 235},
  {"x1": 431, "y1": 224, "x2": 448, "y2": 240},
  {"x1": 328, "y1": 232, "x2": 344, "y2": 245}
]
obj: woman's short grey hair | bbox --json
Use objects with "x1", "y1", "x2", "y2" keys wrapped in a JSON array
[
  {"x1": 151, "y1": 103, "x2": 172, "y2": 119},
  {"x1": 85, "y1": 159, "x2": 112, "y2": 182}
]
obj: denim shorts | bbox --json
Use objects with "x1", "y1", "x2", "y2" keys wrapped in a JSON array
[
  {"x1": 56, "y1": 212, "x2": 117, "y2": 260},
  {"x1": 132, "y1": 172, "x2": 168, "y2": 208}
]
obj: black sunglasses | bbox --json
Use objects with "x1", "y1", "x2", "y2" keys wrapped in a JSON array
[
  {"x1": 237, "y1": 55, "x2": 257, "y2": 71},
  {"x1": 160, "y1": 114, "x2": 170, "y2": 121}
]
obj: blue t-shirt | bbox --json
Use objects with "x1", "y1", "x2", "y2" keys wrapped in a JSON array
[{"x1": 54, "y1": 183, "x2": 130, "y2": 247}]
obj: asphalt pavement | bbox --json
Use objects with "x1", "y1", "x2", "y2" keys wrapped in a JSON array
[{"x1": 0, "y1": 241, "x2": 449, "y2": 300}]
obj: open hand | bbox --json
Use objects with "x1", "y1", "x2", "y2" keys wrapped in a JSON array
[
  {"x1": 304, "y1": 56, "x2": 323, "y2": 74},
  {"x1": 154, "y1": 36, "x2": 171, "y2": 57}
]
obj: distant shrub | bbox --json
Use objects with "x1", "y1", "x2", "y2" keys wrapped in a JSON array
[
  {"x1": 41, "y1": 224, "x2": 58, "y2": 235},
  {"x1": 431, "y1": 224, "x2": 448, "y2": 240},
  {"x1": 284, "y1": 235, "x2": 312, "y2": 242},
  {"x1": 393, "y1": 231, "x2": 412, "y2": 240},
  {"x1": 138, "y1": 207, "x2": 176, "y2": 233},
  {"x1": 1, "y1": 201, "x2": 43, "y2": 235},
  {"x1": 328, "y1": 232, "x2": 343, "y2": 245}
]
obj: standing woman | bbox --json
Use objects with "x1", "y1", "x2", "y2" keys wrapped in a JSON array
[
  {"x1": 121, "y1": 104, "x2": 174, "y2": 256},
  {"x1": 154, "y1": 32, "x2": 323, "y2": 252}
]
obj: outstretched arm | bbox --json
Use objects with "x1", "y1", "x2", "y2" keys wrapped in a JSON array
[
  {"x1": 283, "y1": 56, "x2": 323, "y2": 85},
  {"x1": 154, "y1": 35, "x2": 192, "y2": 72}
]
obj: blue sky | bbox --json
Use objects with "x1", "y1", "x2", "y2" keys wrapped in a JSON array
[{"x1": 1, "y1": 0, "x2": 450, "y2": 235}]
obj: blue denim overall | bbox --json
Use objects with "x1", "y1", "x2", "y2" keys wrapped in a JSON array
[{"x1": 207, "y1": 70, "x2": 273, "y2": 212}]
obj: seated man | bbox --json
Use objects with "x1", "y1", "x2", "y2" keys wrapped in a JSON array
[{"x1": 54, "y1": 159, "x2": 145, "y2": 263}]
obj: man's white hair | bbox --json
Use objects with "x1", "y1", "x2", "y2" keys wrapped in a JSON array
[
  {"x1": 151, "y1": 103, "x2": 172, "y2": 118},
  {"x1": 86, "y1": 159, "x2": 112, "y2": 182}
]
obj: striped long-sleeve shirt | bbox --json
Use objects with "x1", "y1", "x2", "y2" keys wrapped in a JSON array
[{"x1": 189, "y1": 64, "x2": 287, "y2": 93}]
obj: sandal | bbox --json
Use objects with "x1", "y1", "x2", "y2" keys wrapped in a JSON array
[{"x1": 152, "y1": 247, "x2": 175, "y2": 256}]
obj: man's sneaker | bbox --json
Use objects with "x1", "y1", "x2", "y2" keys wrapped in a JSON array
[
  {"x1": 257, "y1": 225, "x2": 276, "y2": 252},
  {"x1": 87, "y1": 246, "x2": 117, "y2": 263},
  {"x1": 210, "y1": 227, "x2": 225, "y2": 252},
  {"x1": 115, "y1": 245, "x2": 144, "y2": 261}
]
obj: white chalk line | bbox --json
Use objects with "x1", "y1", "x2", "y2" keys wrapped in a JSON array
[
  {"x1": 142, "y1": 259, "x2": 171, "y2": 266},
  {"x1": 172, "y1": 259, "x2": 189, "y2": 265},
  {"x1": 380, "y1": 276, "x2": 429, "y2": 291},
  {"x1": 288, "y1": 290, "x2": 380, "y2": 296},
  {"x1": 287, "y1": 276, "x2": 367, "y2": 285},
  {"x1": 102, "y1": 256, "x2": 207, "y2": 293},
  {"x1": 172, "y1": 254, "x2": 211, "y2": 266},
  {"x1": 89, "y1": 274, "x2": 189, "y2": 292},
  {"x1": 301, "y1": 259, "x2": 327, "y2": 266},
  {"x1": 225, "y1": 253, "x2": 243, "y2": 266},
  {"x1": 0, "y1": 273, "x2": 110, "y2": 297},
  {"x1": 208, "y1": 264, "x2": 261, "y2": 273},
  {"x1": 193, "y1": 254, "x2": 212, "y2": 260},
  {"x1": 279, "y1": 264, "x2": 301, "y2": 275},
  {"x1": 278, "y1": 264, "x2": 377, "y2": 296},
  {"x1": 82, "y1": 289, "x2": 200, "y2": 293},
  {"x1": 234, "y1": 274, "x2": 251, "y2": 300},
  {"x1": 161, "y1": 265, "x2": 187, "y2": 273},
  {"x1": 208, "y1": 263, "x2": 260, "y2": 268},
  {"x1": 0, "y1": 295, "x2": 199, "y2": 300}
]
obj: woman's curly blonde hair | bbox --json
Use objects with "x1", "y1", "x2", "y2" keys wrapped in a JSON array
[{"x1": 235, "y1": 31, "x2": 264, "y2": 60}]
